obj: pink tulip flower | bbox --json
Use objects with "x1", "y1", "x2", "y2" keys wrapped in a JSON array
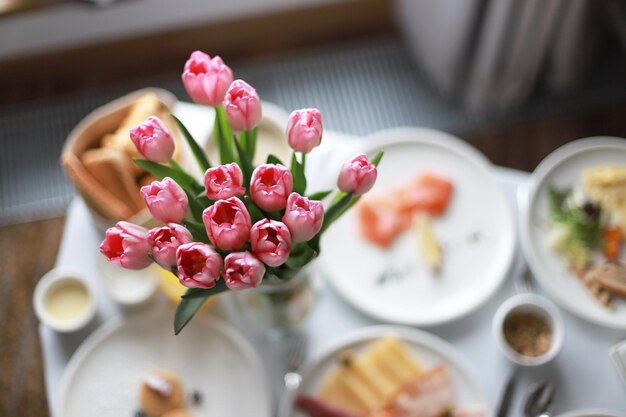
[
  {"x1": 281, "y1": 193, "x2": 324, "y2": 242},
  {"x1": 182, "y1": 51, "x2": 234, "y2": 106},
  {"x1": 250, "y1": 164, "x2": 293, "y2": 212},
  {"x1": 337, "y1": 153, "x2": 378, "y2": 195},
  {"x1": 222, "y1": 80, "x2": 262, "y2": 131},
  {"x1": 129, "y1": 116, "x2": 175, "y2": 163},
  {"x1": 140, "y1": 177, "x2": 188, "y2": 224},
  {"x1": 175, "y1": 242, "x2": 223, "y2": 289},
  {"x1": 100, "y1": 221, "x2": 152, "y2": 270},
  {"x1": 222, "y1": 251, "x2": 266, "y2": 290},
  {"x1": 147, "y1": 223, "x2": 193, "y2": 268},
  {"x1": 202, "y1": 197, "x2": 251, "y2": 250},
  {"x1": 250, "y1": 219, "x2": 292, "y2": 267},
  {"x1": 286, "y1": 108, "x2": 323, "y2": 154},
  {"x1": 203, "y1": 163, "x2": 246, "y2": 201}
]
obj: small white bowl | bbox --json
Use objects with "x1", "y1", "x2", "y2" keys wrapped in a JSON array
[
  {"x1": 33, "y1": 268, "x2": 97, "y2": 333},
  {"x1": 97, "y1": 255, "x2": 159, "y2": 309},
  {"x1": 493, "y1": 293, "x2": 564, "y2": 367}
]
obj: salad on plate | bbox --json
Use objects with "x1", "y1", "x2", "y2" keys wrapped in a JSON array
[{"x1": 547, "y1": 166, "x2": 626, "y2": 307}]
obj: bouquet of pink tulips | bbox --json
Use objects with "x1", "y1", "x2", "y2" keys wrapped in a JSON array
[{"x1": 99, "y1": 51, "x2": 383, "y2": 334}]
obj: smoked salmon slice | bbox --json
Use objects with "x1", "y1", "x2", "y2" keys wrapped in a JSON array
[
  {"x1": 358, "y1": 192, "x2": 412, "y2": 248},
  {"x1": 399, "y1": 173, "x2": 454, "y2": 216},
  {"x1": 358, "y1": 173, "x2": 453, "y2": 248}
]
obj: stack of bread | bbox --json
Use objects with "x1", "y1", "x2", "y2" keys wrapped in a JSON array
[{"x1": 61, "y1": 90, "x2": 180, "y2": 227}]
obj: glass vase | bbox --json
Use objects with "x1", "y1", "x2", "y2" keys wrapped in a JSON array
[{"x1": 231, "y1": 267, "x2": 315, "y2": 338}]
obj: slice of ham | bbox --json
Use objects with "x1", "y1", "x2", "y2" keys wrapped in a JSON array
[
  {"x1": 357, "y1": 173, "x2": 453, "y2": 248},
  {"x1": 295, "y1": 394, "x2": 362, "y2": 417},
  {"x1": 398, "y1": 174, "x2": 454, "y2": 216},
  {"x1": 358, "y1": 192, "x2": 413, "y2": 248},
  {"x1": 383, "y1": 365, "x2": 454, "y2": 417}
]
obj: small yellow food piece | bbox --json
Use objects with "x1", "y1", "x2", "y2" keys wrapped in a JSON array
[
  {"x1": 583, "y1": 166, "x2": 626, "y2": 232},
  {"x1": 414, "y1": 214, "x2": 442, "y2": 274}
]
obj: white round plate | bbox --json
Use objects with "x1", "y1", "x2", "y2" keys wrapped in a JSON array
[
  {"x1": 320, "y1": 128, "x2": 516, "y2": 326},
  {"x1": 279, "y1": 325, "x2": 488, "y2": 417},
  {"x1": 556, "y1": 409, "x2": 625, "y2": 417},
  {"x1": 520, "y1": 137, "x2": 626, "y2": 329},
  {"x1": 58, "y1": 307, "x2": 272, "y2": 417}
]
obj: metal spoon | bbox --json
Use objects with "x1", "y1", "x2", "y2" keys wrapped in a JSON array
[{"x1": 523, "y1": 380, "x2": 556, "y2": 417}]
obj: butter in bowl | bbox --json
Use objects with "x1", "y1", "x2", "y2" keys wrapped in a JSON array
[{"x1": 33, "y1": 268, "x2": 97, "y2": 333}]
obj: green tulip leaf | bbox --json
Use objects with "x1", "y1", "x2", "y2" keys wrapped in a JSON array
[
  {"x1": 170, "y1": 114, "x2": 211, "y2": 172},
  {"x1": 213, "y1": 106, "x2": 235, "y2": 164},
  {"x1": 174, "y1": 282, "x2": 228, "y2": 334},
  {"x1": 183, "y1": 219, "x2": 209, "y2": 243},
  {"x1": 286, "y1": 243, "x2": 318, "y2": 269},
  {"x1": 267, "y1": 154, "x2": 284, "y2": 166},
  {"x1": 320, "y1": 192, "x2": 353, "y2": 234},
  {"x1": 291, "y1": 153, "x2": 307, "y2": 195},
  {"x1": 307, "y1": 190, "x2": 332, "y2": 201},
  {"x1": 233, "y1": 137, "x2": 254, "y2": 185},
  {"x1": 183, "y1": 190, "x2": 204, "y2": 222},
  {"x1": 240, "y1": 128, "x2": 258, "y2": 161},
  {"x1": 371, "y1": 150, "x2": 384, "y2": 167},
  {"x1": 242, "y1": 196, "x2": 266, "y2": 223},
  {"x1": 134, "y1": 159, "x2": 203, "y2": 195}
]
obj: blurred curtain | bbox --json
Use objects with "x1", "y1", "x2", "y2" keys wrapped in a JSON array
[{"x1": 395, "y1": 0, "x2": 624, "y2": 112}]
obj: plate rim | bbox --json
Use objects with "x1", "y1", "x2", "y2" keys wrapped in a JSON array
[
  {"x1": 278, "y1": 324, "x2": 489, "y2": 417},
  {"x1": 520, "y1": 136, "x2": 626, "y2": 329},
  {"x1": 57, "y1": 306, "x2": 273, "y2": 417},
  {"x1": 320, "y1": 126, "x2": 518, "y2": 326},
  {"x1": 555, "y1": 408, "x2": 626, "y2": 417}
]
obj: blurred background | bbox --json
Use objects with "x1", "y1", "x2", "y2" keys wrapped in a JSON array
[
  {"x1": 1, "y1": 0, "x2": 626, "y2": 414},
  {"x1": 2, "y1": 0, "x2": 626, "y2": 225}
]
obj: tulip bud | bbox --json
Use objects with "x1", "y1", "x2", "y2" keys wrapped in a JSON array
[
  {"x1": 147, "y1": 223, "x2": 193, "y2": 268},
  {"x1": 250, "y1": 164, "x2": 293, "y2": 212},
  {"x1": 282, "y1": 193, "x2": 324, "y2": 242},
  {"x1": 286, "y1": 108, "x2": 323, "y2": 154},
  {"x1": 337, "y1": 153, "x2": 377, "y2": 195},
  {"x1": 100, "y1": 221, "x2": 152, "y2": 270},
  {"x1": 203, "y1": 163, "x2": 246, "y2": 201},
  {"x1": 222, "y1": 80, "x2": 262, "y2": 131},
  {"x1": 176, "y1": 242, "x2": 223, "y2": 289},
  {"x1": 202, "y1": 197, "x2": 251, "y2": 250},
  {"x1": 182, "y1": 51, "x2": 234, "y2": 106},
  {"x1": 140, "y1": 178, "x2": 188, "y2": 224},
  {"x1": 250, "y1": 219, "x2": 292, "y2": 267},
  {"x1": 129, "y1": 116, "x2": 175, "y2": 163},
  {"x1": 222, "y1": 251, "x2": 266, "y2": 290}
]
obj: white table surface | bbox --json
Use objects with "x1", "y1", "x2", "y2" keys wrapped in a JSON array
[{"x1": 41, "y1": 106, "x2": 626, "y2": 416}]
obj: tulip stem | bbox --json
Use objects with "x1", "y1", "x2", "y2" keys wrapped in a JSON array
[{"x1": 319, "y1": 193, "x2": 353, "y2": 236}]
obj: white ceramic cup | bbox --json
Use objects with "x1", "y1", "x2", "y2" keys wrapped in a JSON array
[
  {"x1": 33, "y1": 267, "x2": 97, "y2": 333},
  {"x1": 493, "y1": 293, "x2": 564, "y2": 367}
]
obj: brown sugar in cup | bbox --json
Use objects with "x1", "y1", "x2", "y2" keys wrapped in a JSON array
[{"x1": 493, "y1": 293, "x2": 564, "y2": 367}]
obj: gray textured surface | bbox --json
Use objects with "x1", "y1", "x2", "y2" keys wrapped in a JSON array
[{"x1": 1, "y1": 36, "x2": 625, "y2": 224}]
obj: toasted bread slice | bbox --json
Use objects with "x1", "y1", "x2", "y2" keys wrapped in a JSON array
[
  {"x1": 320, "y1": 338, "x2": 422, "y2": 415},
  {"x1": 61, "y1": 152, "x2": 134, "y2": 220},
  {"x1": 82, "y1": 147, "x2": 144, "y2": 213}
]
